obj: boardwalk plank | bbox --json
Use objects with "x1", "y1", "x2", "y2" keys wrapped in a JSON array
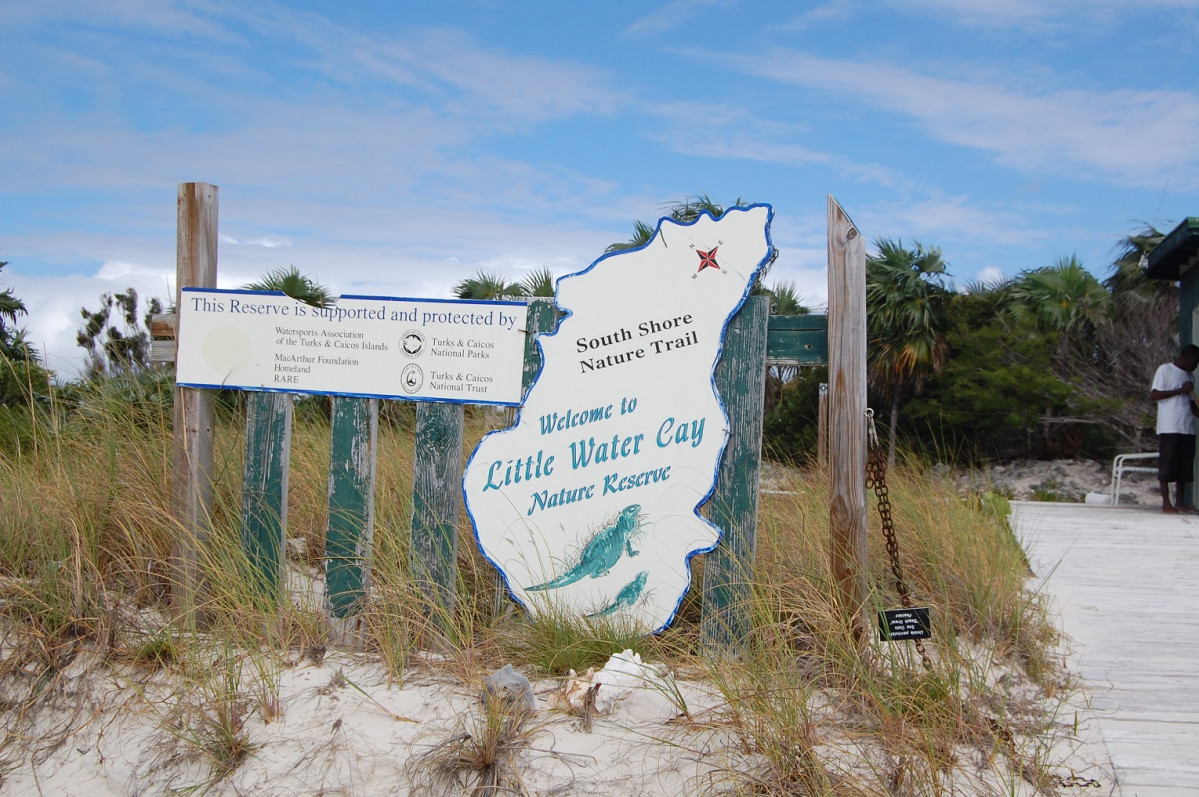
[{"x1": 1013, "y1": 501, "x2": 1199, "y2": 796}]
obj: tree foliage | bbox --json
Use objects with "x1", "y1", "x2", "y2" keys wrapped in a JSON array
[
  {"x1": 244, "y1": 265, "x2": 334, "y2": 307},
  {"x1": 767, "y1": 223, "x2": 1179, "y2": 465},
  {"x1": 1006, "y1": 255, "x2": 1112, "y2": 333},
  {"x1": 865, "y1": 238, "x2": 953, "y2": 463},
  {"x1": 2, "y1": 261, "x2": 54, "y2": 409},
  {"x1": 762, "y1": 281, "x2": 811, "y2": 415},
  {"x1": 900, "y1": 293, "x2": 1089, "y2": 459},
  {"x1": 519, "y1": 267, "x2": 556, "y2": 298},
  {"x1": 0, "y1": 261, "x2": 27, "y2": 347},
  {"x1": 606, "y1": 195, "x2": 743, "y2": 252},
  {"x1": 453, "y1": 270, "x2": 526, "y2": 301},
  {"x1": 77, "y1": 288, "x2": 163, "y2": 379}
]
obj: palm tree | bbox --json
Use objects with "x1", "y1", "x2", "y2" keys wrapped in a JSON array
[
  {"x1": 76, "y1": 288, "x2": 161, "y2": 377},
  {"x1": 606, "y1": 195, "x2": 742, "y2": 252},
  {"x1": 452, "y1": 270, "x2": 527, "y2": 301},
  {"x1": 763, "y1": 281, "x2": 809, "y2": 316},
  {"x1": 1, "y1": 264, "x2": 50, "y2": 406},
  {"x1": 0, "y1": 261, "x2": 26, "y2": 348},
  {"x1": 866, "y1": 238, "x2": 953, "y2": 465},
  {"x1": 1105, "y1": 224, "x2": 1166, "y2": 302},
  {"x1": 1098, "y1": 228, "x2": 1177, "y2": 449},
  {"x1": 605, "y1": 220, "x2": 657, "y2": 253},
  {"x1": 1, "y1": 259, "x2": 43, "y2": 372},
  {"x1": 1007, "y1": 255, "x2": 1111, "y2": 333},
  {"x1": 244, "y1": 265, "x2": 334, "y2": 307},
  {"x1": 762, "y1": 281, "x2": 812, "y2": 414},
  {"x1": 518, "y1": 267, "x2": 556, "y2": 298},
  {"x1": 1004, "y1": 256, "x2": 1117, "y2": 456}
]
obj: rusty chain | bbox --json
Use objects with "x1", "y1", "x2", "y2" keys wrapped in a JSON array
[
  {"x1": 864, "y1": 409, "x2": 934, "y2": 672},
  {"x1": 866, "y1": 412, "x2": 1105, "y2": 789}
]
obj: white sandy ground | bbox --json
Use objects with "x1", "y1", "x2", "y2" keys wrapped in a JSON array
[
  {"x1": 0, "y1": 462, "x2": 1134, "y2": 796},
  {"x1": 0, "y1": 630, "x2": 1121, "y2": 796}
]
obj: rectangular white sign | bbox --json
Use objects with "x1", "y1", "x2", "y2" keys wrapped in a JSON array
[{"x1": 176, "y1": 288, "x2": 527, "y2": 405}]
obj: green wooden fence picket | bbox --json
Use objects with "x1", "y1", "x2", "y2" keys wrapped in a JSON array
[
  {"x1": 409, "y1": 401, "x2": 465, "y2": 641},
  {"x1": 701, "y1": 295, "x2": 771, "y2": 653},
  {"x1": 326, "y1": 397, "x2": 378, "y2": 618},
  {"x1": 241, "y1": 391, "x2": 293, "y2": 603},
  {"x1": 228, "y1": 302, "x2": 825, "y2": 651}
]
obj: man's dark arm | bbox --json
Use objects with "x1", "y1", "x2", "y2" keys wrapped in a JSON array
[{"x1": 1152, "y1": 382, "x2": 1195, "y2": 401}]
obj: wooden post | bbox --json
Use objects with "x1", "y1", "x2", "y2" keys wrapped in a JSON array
[
  {"x1": 241, "y1": 392, "x2": 293, "y2": 603},
  {"x1": 172, "y1": 182, "x2": 217, "y2": 620},
  {"x1": 410, "y1": 401, "x2": 465, "y2": 646},
  {"x1": 826, "y1": 195, "x2": 868, "y2": 636},
  {"x1": 326, "y1": 397, "x2": 378, "y2": 625},
  {"x1": 521, "y1": 299, "x2": 557, "y2": 396},
  {"x1": 818, "y1": 382, "x2": 829, "y2": 468},
  {"x1": 701, "y1": 294, "x2": 770, "y2": 655}
]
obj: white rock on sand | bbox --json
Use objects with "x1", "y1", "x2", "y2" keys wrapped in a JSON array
[{"x1": 970, "y1": 457, "x2": 1161, "y2": 505}]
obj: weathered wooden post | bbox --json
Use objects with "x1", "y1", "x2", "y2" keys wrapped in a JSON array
[
  {"x1": 410, "y1": 401, "x2": 465, "y2": 645},
  {"x1": 701, "y1": 294, "x2": 770, "y2": 654},
  {"x1": 326, "y1": 397, "x2": 378, "y2": 636},
  {"x1": 818, "y1": 382, "x2": 829, "y2": 468},
  {"x1": 241, "y1": 392, "x2": 293, "y2": 603},
  {"x1": 172, "y1": 182, "x2": 218, "y2": 621},
  {"x1": 826, "y1": 195, "x2": 868, "y2": 637}
]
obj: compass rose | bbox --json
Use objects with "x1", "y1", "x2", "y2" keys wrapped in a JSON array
[{"x1": 695, "y1": 246, "x2": 720, "y2": 273}]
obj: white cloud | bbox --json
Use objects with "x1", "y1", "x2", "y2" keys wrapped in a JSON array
[
  {"x1": 864, "y1": 195, "x2": 1048, "y2": 248},
  {"x1": 714, "y1": 48, "x2": 1199, "y2": 190},
  {"x1": 641, "y1": 100, "x2": 908, "y2": 190},
  {"x1": 778, "y1": 0, "x2": 859, "y2": 31},
  {"x1": 94, "y1": 260, "x2": 171, "y2": 282},
  {"x1": 4, "y1": 268, "x2": 175, "y2": 378},
  {"x1": 976, "y1": 265, "x2": 1006, "y2": 285},
  {"x1": 623, "y1": 0, "x2": 735, "y2": 37},
  {"x1": 890, "y1": 0, "x2": 1199, "y2": 30},
  {"x1": 220, "y1": 235, "x2": 293, "y2": 249},
  {"x1": 0, "y1": 0, "x2": 235, "y2": 39}
]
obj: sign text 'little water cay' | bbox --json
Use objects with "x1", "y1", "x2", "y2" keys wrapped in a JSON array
[{"x1": 463, "y1": 205, "x2": 774, "y2": 632}]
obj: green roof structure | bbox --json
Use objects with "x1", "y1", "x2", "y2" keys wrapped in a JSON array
[{"x1": 1146, "y1": 217, "x2": 1199, "y2": 280}]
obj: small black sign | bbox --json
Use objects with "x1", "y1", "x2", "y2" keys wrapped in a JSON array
[{"x1": 879, "y1": 607, "x2": 932, "y2": 641}]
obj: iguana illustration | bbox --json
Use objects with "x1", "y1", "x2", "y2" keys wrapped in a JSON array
[
  {"x1": 525, "y1": 504, "x2": 643, "y2": 592},
  {"x1": 586, "y1": 570, "x2": 649, "y2": 618}
]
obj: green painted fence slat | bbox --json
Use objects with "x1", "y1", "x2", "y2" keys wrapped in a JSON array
[
  {"x1": 489, "y1": 298, "x2": 560, "y2": 619},
  {"x1": 241, "y1": 391, "x2": 293, "y2": 603},
  {"x1": 410, "y1": 400, "x2": 465, "y2": 642},
  {"x1": 522, "y1": 298, "x2": 557, "y2": 396},
  {"x1": 701, "y1": 294, "x2": 770, "y2": 654},
  {"x1": 326, "y1": 397, "x2": 378, "y2": 618},
  {"x1": 766, "y1": 313, "x2": 828, "y2": 366}
]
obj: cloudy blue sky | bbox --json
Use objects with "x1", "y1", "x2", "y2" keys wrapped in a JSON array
[{"x1": 3, "y1": 0, "x2": 1198, "y2": 376}]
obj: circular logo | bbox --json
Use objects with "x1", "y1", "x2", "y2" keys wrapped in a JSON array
[
  {"x1": 400, "y1": 363, "x2": 423, "y2": 394},
  {"x1": 401, "y1": 329, "x2": 425, "y2": 358}
]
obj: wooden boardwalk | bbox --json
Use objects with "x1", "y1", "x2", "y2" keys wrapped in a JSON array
[{"x1": 1011, "y1": 501, "x2": 1199, "y2": 796}]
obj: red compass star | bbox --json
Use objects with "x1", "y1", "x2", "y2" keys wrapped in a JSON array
[{"x1": 696, "y1": 246, "x2": 720, "y2": 273}]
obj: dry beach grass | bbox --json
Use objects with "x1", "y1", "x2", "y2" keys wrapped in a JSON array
[{"x1": 0, "y1": 376, "x2": 1113, "y2": 795}]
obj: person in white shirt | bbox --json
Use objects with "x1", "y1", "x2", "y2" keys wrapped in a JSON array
[{"x1": 1150, "y1": 344, "x2": 1199, "y2": 513}]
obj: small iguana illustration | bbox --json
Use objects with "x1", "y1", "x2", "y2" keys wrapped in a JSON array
[
  {"x1": 525, "y1": 504, "x2": 643, "y2": 592},
  {"x1": 586, "y1": 570, "x2": 649, "y2": 619}
]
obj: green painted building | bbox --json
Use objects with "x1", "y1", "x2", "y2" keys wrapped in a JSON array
[
  {"x1": 1146, "y1": 217, "x2": 1199, "y2": 500},
  {"x1": 1146, "y1": 217, "x2": 1199, "y2": 343}
]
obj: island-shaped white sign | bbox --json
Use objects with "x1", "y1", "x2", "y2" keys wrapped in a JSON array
[
  {"x1": 175, "y1": 289, "x2": 526, "y2": 405},
  {"x1": 463, "y1": 205, "x2": 773, "y2": 632}
]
